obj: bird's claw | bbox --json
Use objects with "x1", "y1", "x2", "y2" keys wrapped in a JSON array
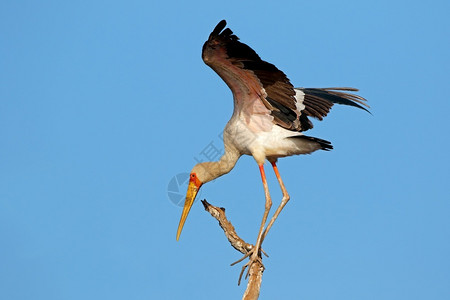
[{"x1": 231, "y1": 247, "x2": 266, "y2": 285}]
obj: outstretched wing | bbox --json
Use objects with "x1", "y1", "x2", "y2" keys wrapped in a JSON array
[
  {"x1": 202, "y1": 20, "x2": 370, "y2": 132},
  {"x1": 202, "y1": 20, "x2": 301, "y2": 131}
]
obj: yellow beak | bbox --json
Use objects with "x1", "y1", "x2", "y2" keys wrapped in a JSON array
[{"x1": 176, "y1": 180, "x2": 200, "y2": 241}]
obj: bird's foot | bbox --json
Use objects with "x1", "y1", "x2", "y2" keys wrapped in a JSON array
[{"x1": 231, "y1": 246, "x2": 268, "y2": 285}]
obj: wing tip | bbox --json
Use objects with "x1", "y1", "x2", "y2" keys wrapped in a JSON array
[
  {"x1": 299, "y1": 87, "x2": 370, "y2": 112},
  {"x1": 210, "y1": 20, "x2": 227, "y2": 38}
]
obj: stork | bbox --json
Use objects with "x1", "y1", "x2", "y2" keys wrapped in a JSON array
[{"x1": 176, "y1": 20, "x2": 369, "y2": 273}]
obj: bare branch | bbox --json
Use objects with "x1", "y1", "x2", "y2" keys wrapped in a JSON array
[
  {"x1": 242, "y1": 262, "x2": 263, "y2": 300},
  {"x1": 201, "y1": 200, "x2": 264, "y2": 300}
]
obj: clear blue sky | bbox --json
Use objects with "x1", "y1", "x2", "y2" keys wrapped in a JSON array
[{"x1": 1, "y1": 1, "x2": 449, "y2": 299}]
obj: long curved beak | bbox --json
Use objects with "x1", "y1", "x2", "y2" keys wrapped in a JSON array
[{"x1": 176, "y1": 180, "x2": 201, "y2": 241}]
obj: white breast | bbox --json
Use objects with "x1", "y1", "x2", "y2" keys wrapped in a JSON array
[{"x1": 223, "y1": 113, "x2": 317, "y2": 165}]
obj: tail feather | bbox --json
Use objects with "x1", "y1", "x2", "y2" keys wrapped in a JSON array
[{"x1": 289, "y1": 135, "x2": 333, "y2": 151}]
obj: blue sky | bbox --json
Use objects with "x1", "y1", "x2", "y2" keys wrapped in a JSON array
[{"x1": 1, "y1": 1, "x2": 449, "y2": 299}]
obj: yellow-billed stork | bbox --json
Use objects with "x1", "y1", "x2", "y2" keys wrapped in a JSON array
[{"x1": 177, "y1": 20, "x2": 369, "y2": 271}]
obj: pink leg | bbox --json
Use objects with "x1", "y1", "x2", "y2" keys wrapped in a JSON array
[
  {"x1": 232, "y1": 164, "x2": 272, "y2": 284},
  {"x1": 252, "y1": 164, "x2": 272, "y2": 257},
  {"x1": 262, "y1": 161, "x2": 290, "y2": 241}
]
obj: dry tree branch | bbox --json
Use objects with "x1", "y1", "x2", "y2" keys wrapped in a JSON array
[{"x1": 201, "y1": 200, "x2": 264, "y2": 300}]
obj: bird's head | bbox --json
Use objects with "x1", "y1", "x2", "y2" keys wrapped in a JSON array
[{"x1": 176, "y1": 163, "x2": 217, "y2": 241}]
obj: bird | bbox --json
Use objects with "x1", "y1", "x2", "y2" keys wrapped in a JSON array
[{"x1": 176, "y1": 20, "x2": 369, "y2": 273}]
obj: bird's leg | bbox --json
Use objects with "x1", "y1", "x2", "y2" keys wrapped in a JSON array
[
  {"x1": 233, "y1": 164, "x2": 272, "y2": 283},
  {"x1": 253, "y1": 164, "x2": 272, "y2": 255},
  {"x1": 261, "y1": 161, "x2": 290, "y2": 242}
]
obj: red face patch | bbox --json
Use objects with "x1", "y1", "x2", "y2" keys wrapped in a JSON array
[{"x1": 189, "y1": 173, "x2": 202, "y2": 188}]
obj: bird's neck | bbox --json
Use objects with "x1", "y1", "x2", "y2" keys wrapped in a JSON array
[{"x1": 200, "y1": 146, "x2": 240, "y2": 183}]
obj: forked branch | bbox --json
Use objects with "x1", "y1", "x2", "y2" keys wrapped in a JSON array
[{"x1": 201, "y1": 200, "x2": 264, "y2": 300}]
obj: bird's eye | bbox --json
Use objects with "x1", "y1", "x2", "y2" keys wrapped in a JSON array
[{"x1": 191, "y1": 174, "x2": 195, "y2": 178}]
